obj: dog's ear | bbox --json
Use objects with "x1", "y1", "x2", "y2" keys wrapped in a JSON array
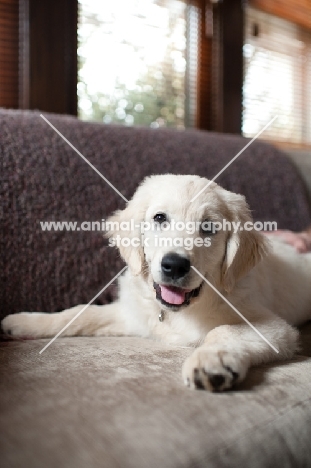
[
  {"x1": 220, "y1": 192, "x2": 270, "y2": 293},
  {"x1": 105, "y1": 195, "x2": 146, "y2": 276}
]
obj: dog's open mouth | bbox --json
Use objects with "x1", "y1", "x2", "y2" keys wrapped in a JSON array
[{"x1": 153, "y1": 282, "x2": 202, "y2": 309}]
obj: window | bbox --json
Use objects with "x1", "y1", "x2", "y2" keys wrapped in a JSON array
[
  {"x1": 243, "y1": 7, "x2": 311, "y2": 145},
  {"x1": 77, "y1": 0, "x2": 199, "y2": 128}
]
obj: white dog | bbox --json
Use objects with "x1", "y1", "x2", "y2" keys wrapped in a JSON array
[{"x1": 2, "y1": 175, "x2": 311, "y2": 391}]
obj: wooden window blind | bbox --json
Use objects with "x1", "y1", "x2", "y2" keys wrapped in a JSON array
[
  {"x1": 249, "y1": 0, "x2": 311, "y2": 31},
  {"x1": 243, "y1": 6, "x2": 311, "y2": 145},
  {"x1": 0, "y1": 0, "x2": 19, "y2": 108},
  {"x1": 0, "y1": 0, "x2": 77, "y2": 114}
]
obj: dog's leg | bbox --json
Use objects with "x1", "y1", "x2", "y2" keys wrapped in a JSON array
[
  {"x1": 1, "y1": 303, "x2": 128, "y2": 339},
  {"x1": 182, "y1": 314, "x2": 299, "y2": 392}
]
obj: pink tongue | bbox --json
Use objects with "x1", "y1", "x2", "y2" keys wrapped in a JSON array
[{"x1": 160, "y1": 285, "x2": 186, "y2": 305}]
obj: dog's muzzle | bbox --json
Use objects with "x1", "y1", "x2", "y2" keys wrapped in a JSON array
[{"x1": 153, "y1": 253, "x2": 203, "y2": 310}]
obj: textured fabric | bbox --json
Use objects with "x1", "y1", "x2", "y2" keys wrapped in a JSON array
[
  {"x1": 1, "y1": 109, "x2": 311, "y2": 318},
  {"x1": 1, "y1": 328, "x2": 311, "y2": 468},
  {"x1": 284, "y1": 149, "x2": 311, "y2": 203},
  {"x1": 2, "y1": 109, "x2": 311, "y2": 468}
]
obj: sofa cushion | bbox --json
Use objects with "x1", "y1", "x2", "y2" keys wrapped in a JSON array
[{"x1": 1, "y1": 328, "x2": 311, "y2": 468}]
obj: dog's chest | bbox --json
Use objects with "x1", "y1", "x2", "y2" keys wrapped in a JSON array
[{"x1": 149, "y1": 311, "x2": 211, "y2": 346}]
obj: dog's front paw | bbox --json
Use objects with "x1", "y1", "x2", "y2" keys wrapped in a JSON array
[
  {"x1": 1, "y1": 313, "x2": 49, "y2": 339},
  {"x1": 182, "y1": 347, "x2": 248, "y2": 392}
]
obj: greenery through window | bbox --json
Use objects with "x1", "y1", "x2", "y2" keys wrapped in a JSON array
[{"x1": 78, "y1": 0, "x2": 198, "y2": 128}]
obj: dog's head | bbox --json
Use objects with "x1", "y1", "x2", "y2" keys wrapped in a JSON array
[{"x1": 106, "y1": 175, "x2": 269, "y2": 311}]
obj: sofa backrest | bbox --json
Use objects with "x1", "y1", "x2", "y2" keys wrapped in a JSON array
[{"x1": 1, "y1": 109, "x2": 310, "y2": 316}]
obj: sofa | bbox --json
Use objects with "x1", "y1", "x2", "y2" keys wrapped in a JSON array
[{"x1": 1, "y1": 108, "x2": 311, "y2": 468}]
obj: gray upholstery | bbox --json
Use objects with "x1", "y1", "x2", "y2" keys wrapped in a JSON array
[
  {"x1": 1, "y1": 330, "x2": 311, "y2": 468},
  {"x1": 1, "y1": 109, "x2": 311, "y2": 467},
  {"x1": 1, "y1": 109, "x2": 311, "y2": 319}
]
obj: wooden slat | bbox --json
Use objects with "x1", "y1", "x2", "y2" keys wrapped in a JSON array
[
  {"x1": 0, "y1": 0, "x2": 19, "y2": 4},
  {"x1": 0, "y1": 26, "x2": 18, "y2": 36},
  {"x1": 0, "y1": 0, "x2": 19, "y2": 109},
  {"x1": 0, "y1": 72, "x2": 18, "y2": 81},
  {"x1": 0, "y1": 12, "x2": 18, "y2": 21},
  {"x1": 0, "y1": 98, "x2": 19, "y2": 106},
  {"x1": 0, "y1": 90, "x2": 16, "y2": 98},
  {"x1": 0, "y1": 58, "x2": 18, "y2": 66},
  {"x1": 0, "y1": 70, "x2": 19, "y2": 79},
  {"x1": 0, "y1": 49, "x2": 19, "y2": 58},
  {"x1": 0, "y1": 92, "x2": 19, "y2": 98},
  {"x1": 0, "y1": 7, "x2": 18, "y2": 19},
  {"x1": 0, "y1": 34, "x2": 19, "y2": 45},
  {"x1": 0, "y1": 3, "x2": 18, "y2": 13},
  {"x1": 250, "y1": 0, "x2": 311, "y2": 30}
]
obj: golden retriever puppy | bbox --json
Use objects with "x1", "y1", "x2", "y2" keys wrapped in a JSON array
[{"x1": 2, "y1": 175, "x2": 311, "y2": 391}]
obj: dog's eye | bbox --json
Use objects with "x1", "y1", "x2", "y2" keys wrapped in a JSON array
[
  {"x1": 200, "y1": 220, "x2": 216, "y2": 235},
  {"x1": 153, "y1": 213, "x2": 167, "y2": 224}
]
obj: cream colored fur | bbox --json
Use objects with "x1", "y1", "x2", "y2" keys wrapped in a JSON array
[{"x1": 3, "y1": 175, "x2": 311, "y2": 391}]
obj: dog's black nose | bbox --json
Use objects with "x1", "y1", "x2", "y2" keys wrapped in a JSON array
[{"x1": 161, "y1": 253, "x2": 190, "y2": 280}]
